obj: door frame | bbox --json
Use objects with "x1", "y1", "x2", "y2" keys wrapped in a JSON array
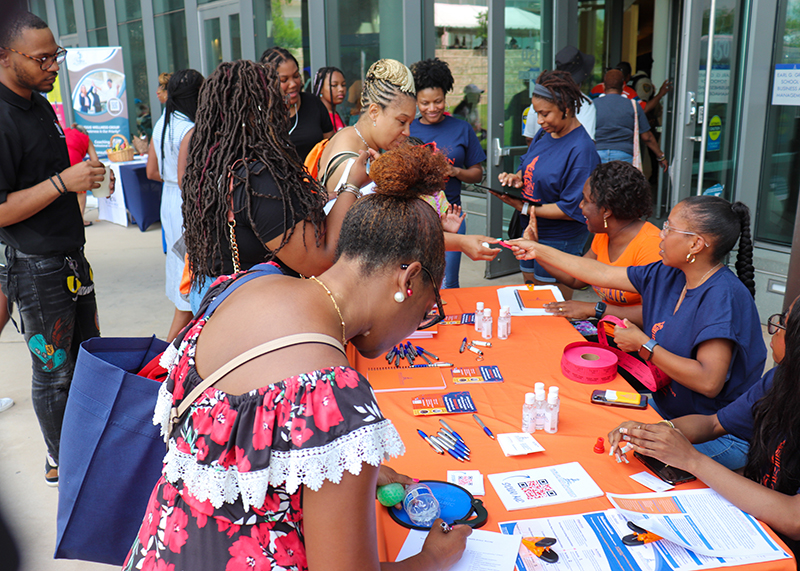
[{"x1": 197, "y1": 0, "x2": 241, "y2": 76}]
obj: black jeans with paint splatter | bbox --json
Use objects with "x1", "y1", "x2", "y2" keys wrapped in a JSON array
[{"x1": 0, "y1": 247, "x2": 99, "y2": 464}]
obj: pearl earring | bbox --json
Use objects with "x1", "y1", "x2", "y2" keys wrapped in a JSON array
[{"x1": 394, "y1": 291, "x2": 405, "y2": 303}]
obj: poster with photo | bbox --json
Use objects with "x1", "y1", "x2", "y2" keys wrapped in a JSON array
[{"x1": 66, "y1": 47, "x2": 128, "y2": 156}]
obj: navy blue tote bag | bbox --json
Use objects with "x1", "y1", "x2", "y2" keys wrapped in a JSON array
[{"x1": 55, "y1": 336, "x2": 169, "y2": 565}]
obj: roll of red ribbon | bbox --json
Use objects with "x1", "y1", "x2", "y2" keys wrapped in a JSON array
[{"x1": 561, "y1": 344, "x2": 619, "y2": 384}]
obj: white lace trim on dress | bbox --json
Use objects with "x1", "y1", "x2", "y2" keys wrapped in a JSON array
[{"x1": 161, "y1": 419, "x2": 405, "y2": 510}]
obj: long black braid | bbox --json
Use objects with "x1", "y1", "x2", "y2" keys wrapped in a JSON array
[
  {"x1": 312, "y1": 66, "x2": 345, "y2": 122},
  {"x1": 533, "y1": 69, "x2": 585, "y2": 117},
  {"x1": 182, "y1": 60, "x2": 327, "y2": 286},
  {"x1": 682, "y1": 195, "x2": 756, "y2": 297},
  {"x1": 161, "y1": 69, "x2": 203, "y2": 163}
]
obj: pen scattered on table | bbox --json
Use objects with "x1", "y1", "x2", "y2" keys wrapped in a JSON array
[
  {"x1": 384, "y1": 344, "x2": 446, "y2": 367},
  {"x1": 417, "y1": 429, "x2": 444, "y2": 454},
  {"x1": 473, "y1": 414, "x2": 495, "y2": 439},
  {"x1": 459, "y1": 337, "x2": 467, "y2": 353}
]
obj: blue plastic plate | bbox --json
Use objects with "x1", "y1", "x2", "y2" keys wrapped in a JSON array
[{"x1": 388, "y1": 480, "x2": 487, "y2": 530}]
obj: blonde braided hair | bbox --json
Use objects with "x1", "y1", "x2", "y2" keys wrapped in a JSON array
[{"x1": 360, "y1": 59, "x2": 415, "y2": 111}]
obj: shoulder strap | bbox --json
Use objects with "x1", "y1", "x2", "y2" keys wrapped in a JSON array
[
  {"x1": 320, "y1": 151, "x2": 360, "y2": 185},
  {"x1": 169, "y1": 332, "x2": 346, "y2": 436}
]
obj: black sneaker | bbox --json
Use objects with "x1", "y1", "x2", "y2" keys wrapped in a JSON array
[{"x1": 45, "y1": 457, "x2": 58, "y2": 487}]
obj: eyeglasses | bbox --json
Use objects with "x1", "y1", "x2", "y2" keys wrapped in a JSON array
[
  {"x1": 661, "y1": 220, "x2": 709, "y2": 247},
  {"x1": 767, "y1": 312, "x2": 787, "y2": 335},
  {"x1": 403, "y1": 264, "x2": 445, "y2": 330},
  {"x1": 1, "y1": 46, "x2": 66, "y2": 71}
]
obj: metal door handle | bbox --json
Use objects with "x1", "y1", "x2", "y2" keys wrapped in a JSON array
[
  {"x1": 492, "y1": 138, "x2": 528, "y2": 167},
  {"x1": 686, "y1": 91, "x2": 696, "y2": 126},
  {"x1": 688, "y1": 136, "x2": 702, "y2": 142}
]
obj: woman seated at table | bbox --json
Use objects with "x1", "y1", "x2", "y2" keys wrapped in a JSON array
[
  {"x1": 125, "y1": 143, "x2": 470, "y2": 571},
  {"x1": 181, "y1": 60, "x2": 371, "y2": 314},
  {"x1": 509, "y1": 195, "x2": 766, "y2": 470},
  {"x1": 317, "y1": 58, "x2": 499, "y2": 264},
  {"x1": 536, "y1": 161, "x2": 661, "y2": 326},
  {"x1": 608, "y1": 297, "x2": 800, "y2": 557}
]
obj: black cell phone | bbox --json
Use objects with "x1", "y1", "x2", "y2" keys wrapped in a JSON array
[
  {"x1": 591, "y1": 389, "x2": 647, "y2": 409},
  {"x1": 634, "y1": 452, "x2": 696, "y2": 486},
  {"x1": 472, "y1": 183, "x2": 527, "y2": 201}
]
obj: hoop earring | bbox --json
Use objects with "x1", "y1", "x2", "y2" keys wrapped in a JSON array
[
  {"x1": 394, "y1": 291, "x2": 405, "y2": 303},
  {"x1": 686, "y1": 252, "x2": 696, "y2": 264}
]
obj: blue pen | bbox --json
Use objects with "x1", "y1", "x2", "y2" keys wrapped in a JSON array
[
  {"x1": 429, "y1": 435, "x2": 465, "y2": 462},
  {"x1": 438, "y1": 427, "x2": 469, "y2": 449},
  {"x1": 437, "y1": 431, "x2": 470, "y2": 456},
  {"x1": 385, "y1": 346, "x2": 397, "y2": 362},
  {"x1": 459, "y1": 337, "x2": 467, "y2": 353},
  {"x1": 417, "y1": 429, "x2": 444, "y2": 454},
  {"x1": 472, "y1": 414, "x2": 495, "y2": 439},
  {"x1": 416, "y1": 350, "x2": 432, "y2": 365},
  {"x1": 416, "y1": 346, "x2": 440, "y2": 361},
  {"x1": 438, "y1": 419, "x2": 465, "y2": 443},
  {"x1": 412, "y1": 362, "x2": 454, "y2": 367},
  {"x1": 405, "y1": 342, "x2": 418, "y2": 357}
]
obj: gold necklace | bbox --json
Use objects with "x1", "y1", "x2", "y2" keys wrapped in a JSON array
[
  {"x1": 309, "y1": 276, "x2": 346, "y2": 346},
  {"x1": 675, "y1": 262, "x2": 722, "y2": 314}
]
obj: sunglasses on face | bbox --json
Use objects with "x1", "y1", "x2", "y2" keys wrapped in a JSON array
[{"x1": 767, "y1": 312, "x2": 787, "y2": 335}]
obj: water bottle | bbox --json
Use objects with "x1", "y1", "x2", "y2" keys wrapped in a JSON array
[
  {"x1": 544, "y1": 392, "x2": 559, "y2": 433},
  {"x1": 534, "y1": 388, "x2": 546, "y2": 431},
  {"x1": 474, "y1": 302, "x2": 484, "y2": 333},
  {"x1": 403, "y1": 483, "x2": 441, "y2": 527},
  {"x1": 497, "y1": 306, "x2": 511, "y2": 339},
  {"x1": 482, "y1": 308, "x2": 493, "y2": 340},
  {"x1": 522, "y1": 392, "x2": 536, "y2": 433}
]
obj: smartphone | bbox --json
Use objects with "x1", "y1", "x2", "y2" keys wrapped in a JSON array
[
  {"x1": 472, "y1": 183, "x2": 526, "y2": 201},
  {"x1": 591, "y1": 389, "x2": 647, "y2": 409},
  {"x1": 634, "y1": 452, "x2": 696, "y2": 486}
]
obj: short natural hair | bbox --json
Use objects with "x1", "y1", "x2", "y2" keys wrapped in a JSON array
[
  {"x1": 603, "y1": 69, "x2": 625, "y2": 92},
  {"x1": 410, "y1": 58, "x2": 454, "y2": 94},
  {"x1": 0, "y1": 10, "x2": 48, "y2": 48},
  {"x1": 589, "y1": 161, "x2": 652, "y2": 220}
]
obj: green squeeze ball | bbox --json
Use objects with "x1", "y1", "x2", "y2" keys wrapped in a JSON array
[{"x1": 377, "y1": 483, "x2": 406, "y2": 507}]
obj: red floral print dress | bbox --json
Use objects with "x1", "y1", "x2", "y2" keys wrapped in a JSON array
[{"x1": 123, "y1": 273, "x2": 405, "y2": 571}]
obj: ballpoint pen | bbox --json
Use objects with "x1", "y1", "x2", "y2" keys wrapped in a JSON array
[
  {"x1": 439, "y1": 419, "x2": 465, "y2": 443},
  {"x1": 416, "y1": 346, "x2": 440, "y2": 361},
  {"x1": 472, "y1": 414, "x2": 495, "y2": 439},
  {"x1": 416, "y1": 350, "x2": 433, "y2": 365},
  {"x1": 459, "y1": 337, "x2": 467, "y2": 353},
  {"x1": 412, "y1": 362, "x2": 454, "y2": 367},
  {"x1": 437, "y1": 431, "x2": 470, "y2": 456},
  {"x1": 385, "y1": 346, "x2": 396, "y2": 362},
  {"x1": 429, "y1": 435, "x2": 465, "y2": 462},
  {"x1": 405, "y1": 342, "x2": 418, "y2": 358},
  {"x1": 417, "y1": 429, "x2": 444, "y2": 454}
]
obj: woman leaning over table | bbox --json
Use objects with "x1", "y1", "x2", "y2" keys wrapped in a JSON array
[
  {"x1": 538, "y1": 161, "x2": 661, "y2": 327},
  {"x1": 509, "y1": 195, "x2": 766, "y2": 470},
  {"x1": 609, "y1": 298, "x2": 800, "y2": 557},
  {"x1": 125, "y1": 143, "x2": 470, "y2": 571},
  {"x1": 261, "y1": 47, "x2": 334, "y2": 161},
  {"x1": 318, "y1": 58, "x2": 499, "y2": 265},
  {"x1": 181, "y1": 60, "x2": 370, "y2": 314},
  {"x1": 491, "y1": 70, "x2": 600, "y2": 300},
  {"x1": 410, "y1": 57, "x2": 486, "y2": 289}
]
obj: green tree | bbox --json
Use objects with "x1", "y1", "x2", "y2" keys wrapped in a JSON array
[{"x1": 272, "y1": 0, "x2": 301, "y2": 48}]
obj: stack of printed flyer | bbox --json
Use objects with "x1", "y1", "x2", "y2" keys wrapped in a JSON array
[{"x1": 498, "y1": 488, "x2": 791, "y2": 571}]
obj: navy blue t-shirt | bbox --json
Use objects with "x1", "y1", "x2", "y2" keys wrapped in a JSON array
[
  {"x1": 717, "y1": 367, "x2": 775, "y2": 442},
  {"x1": 593, "y1": 93, "x2": 651, "y2": 155},
  {"x1": 518, "y1": 126, "x2": 599, "y2": 240},
  {"x1": 410, "y1": 115, "x2": 486, "y2": 206},
  {"x1": 627, "y1": 262, "x2": 766, "y2": 418}
]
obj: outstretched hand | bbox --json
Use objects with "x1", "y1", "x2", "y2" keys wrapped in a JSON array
[{"x1": 441, "y1": 204, "x2": 466, "y2": 233}]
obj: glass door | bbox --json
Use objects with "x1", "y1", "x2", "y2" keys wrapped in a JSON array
[
  {"x1": 198, "y1": 1, "x2": 242, "y2": 76},
  {"x1": 670, "y1": 0, "x2": 746, "y2": 201}
]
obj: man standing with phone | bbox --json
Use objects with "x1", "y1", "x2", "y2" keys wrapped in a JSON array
[{"x1": 0, "y1": 10, "x2": 112, "y2": 486}]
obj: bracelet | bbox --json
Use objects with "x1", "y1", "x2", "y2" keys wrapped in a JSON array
[
  {"x1": 54, "y1": 173, "x2": 69, "y2": 195},
  {"x1": 657, "y1": 420, "x2": 675, "y2": 429},
  {"x1": 657, "y1": 155, "x2": 666, "y2": 162},
  {"x1": 48, "y1": 177, "x2": 63, "y2": 195},
  {"x1": 337, "y1": 183, "x2": 362, "y2": 199}
]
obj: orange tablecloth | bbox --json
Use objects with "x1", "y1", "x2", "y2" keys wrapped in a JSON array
[{"x1": 349, "y1": 286, "x2": 794, "y2": 570}]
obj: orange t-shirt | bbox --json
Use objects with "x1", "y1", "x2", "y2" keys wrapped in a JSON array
[{"x1": 591, "y1": 221, "x2": 661, "y2": 306}]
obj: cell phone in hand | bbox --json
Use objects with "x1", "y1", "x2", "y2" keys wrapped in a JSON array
[
  {"x1": 634, "y1": 452, "x2": 696, "y2": 486},
  {"x1": 591, "y1": 390, "x2": 647, "y2": 409}
]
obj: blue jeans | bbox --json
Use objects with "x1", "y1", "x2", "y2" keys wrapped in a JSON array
[
  {"x1": 443, "y1": 218, "x2": 466, "y2": 289},
  {"x1": 519, "y1": 229, "x2": 589, "y2": 282},
  {"x1": 0, "y1": 247, "x2": 100, "y2": 464},
  {"x1": 597, "y1": 149, "x2": 633, "y2": 164}
]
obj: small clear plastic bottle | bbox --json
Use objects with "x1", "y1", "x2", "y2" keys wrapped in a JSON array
[
  {"x1": 534, "y1": 388, "x2": 546, "y2": 431},
  {"x1": 481, "y1": 308, "x2": 493, "y2": 340},
  {"x1": 534, "y1": 382, "x2": 545, "y2": 394},
  {"x1": 497, "y1": 306, "x2": 511, "y2": 339},
  {"x1": 544, "y1": 392, "x2": 559, "y2": 433},
  {"x1": 522, "y1": 392, "x2": 536, "y2": 433},
  {"x1": 403, "y1": 483, "x2": 441, "y2": 527},
  {"x1": 474, "y1": 302, "x2": 485, "y2": 333}
]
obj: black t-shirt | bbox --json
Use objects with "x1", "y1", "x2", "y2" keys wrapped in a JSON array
[
  {"x1": 289, "y1": 92, "x2": 333, "y2": 162},
  {"x1": 213, "y1": 161, "x2": 310, "y2": 276},
  {"x1": 0, "y1": 82, "x2": 83, "y2": 255}
]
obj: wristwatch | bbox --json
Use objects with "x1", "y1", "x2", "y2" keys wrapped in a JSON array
[
  {"x1": 521, "y1": 202, "x2": 530, "y2": 216},
  {"x1": 639, "y1": 339, "x2": 659, "y2": 361},
  {"x1": 594, "y1": 301, "x2": 607, "y2": 320}
]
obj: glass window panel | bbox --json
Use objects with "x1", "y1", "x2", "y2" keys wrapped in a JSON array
[
  {"x1": 115, "y1": 0, "x2": 142, "y2": 23},
  {"x1": 204, "y1": 17, "x2": 223, "y2": 76},
  {"x1": 153, "y1": 0, "x2": 185, "y2": 14},
  {"x1": 155, "y1": 11, "x2": 189, "y2": 73},
  {"x1": 57, "y1": 0, "x2": 78, "y2": 35},
  {"x1": 253, "y1": 1, "x2": 309, "y2": 71},
  {"x1": 578, "y1": 1, "x2": 606, "y2": 89},
  {"x1": 230, "y1": 14, "x2": 242, "y2": 61},
  {"x1": 117, "y1": 20, "x2": 149, "y2": 137},
  {"x1": 84, "y1": 0, "x2": 107, "y2": 30},
  {"x1": 29, "y1": 0, "x2": 49, "y2": 24},
  {"x1": 755, "y1": 0, "x2": 800, "y2": 246},
  {"x1": 87, "y1": 27, "x2": 109, "y2": 46},
  {"x1": 198, "y1": 0, "x2": 217, "y2": 5}
]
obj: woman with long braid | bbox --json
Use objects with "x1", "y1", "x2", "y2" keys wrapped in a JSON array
[
  {"x1": 182, "y1": 60, "x2": 372, "y2": 313},
  {"x1": 492, "y1": 69, "x2": 600, "y2": 299},
  {"x1": 261, "y1": 47, "x2": 333, "y2": 160},
  {"x1": 509, "y1": 196, "x2": 766, "y2": 469},
  {"x1": 146, "y1": 69, "x2": 203, "y2": 340},
  {"x1": 318, "y1": 59, "x2": 500, "y2": 263},
  {"x1": 312, "y1": 66, "x2": 347, "y2": 132}
]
